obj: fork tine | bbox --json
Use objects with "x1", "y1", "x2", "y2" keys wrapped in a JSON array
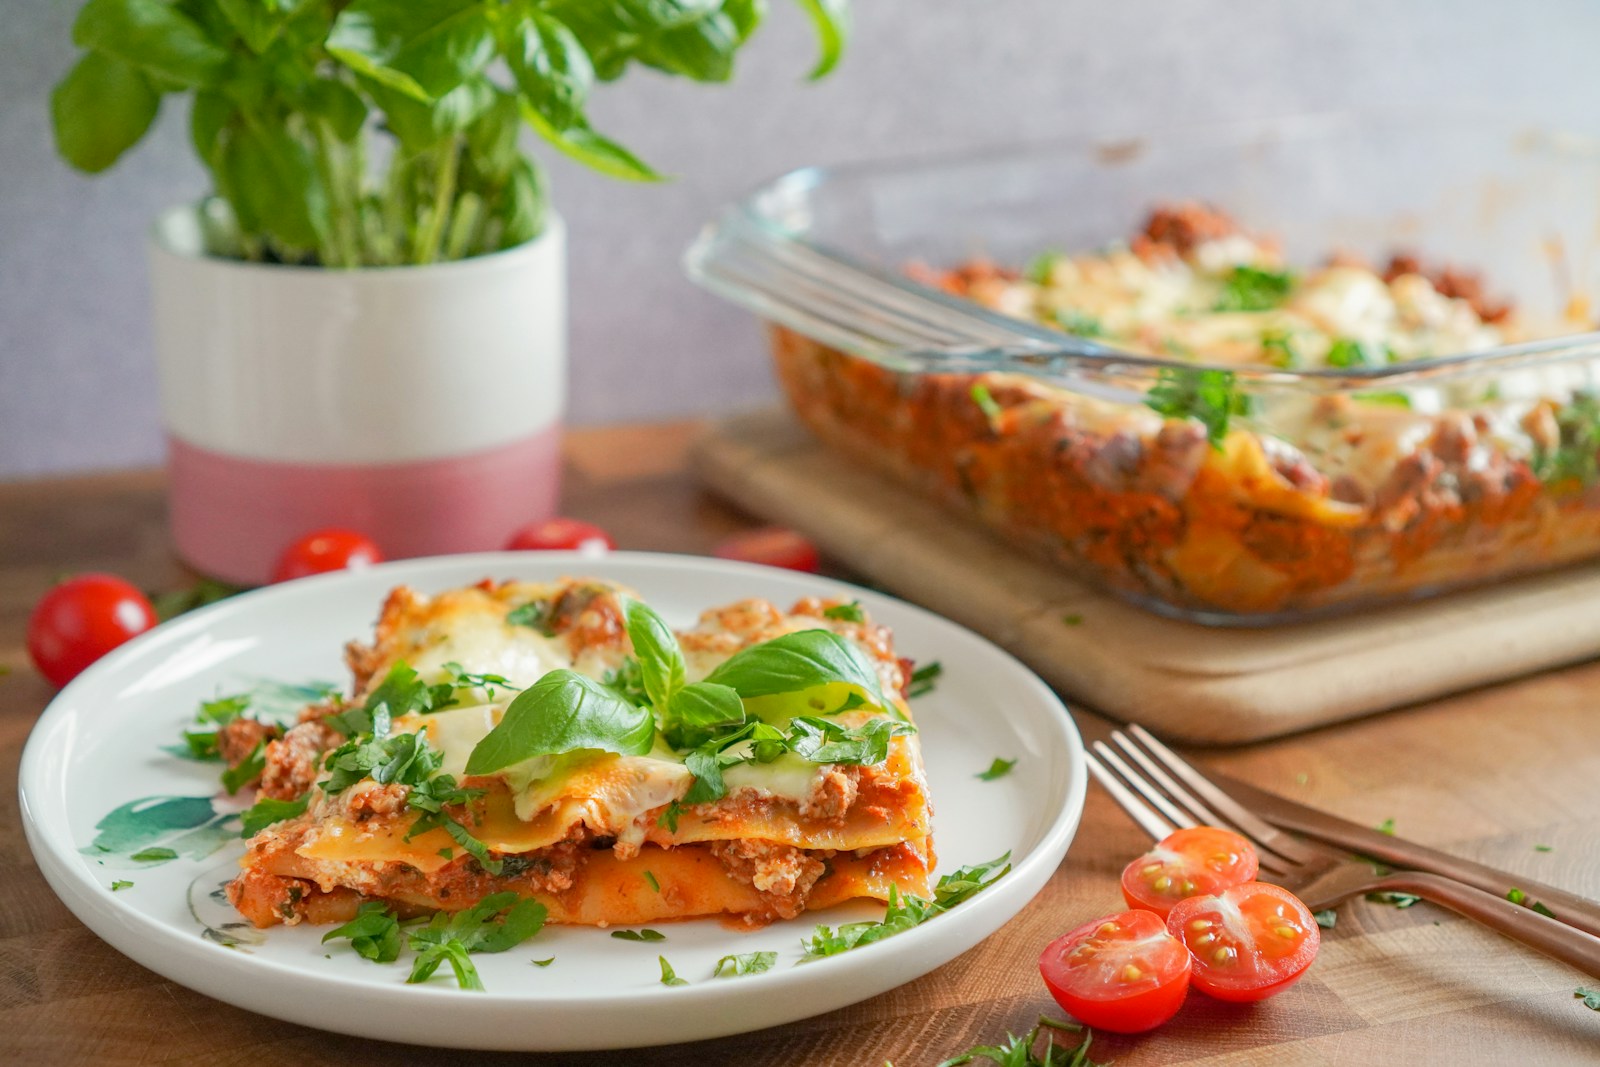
[
  {"x1": 1092, "y1": 742, "x2": 1197, "y2": 831},
  {"x1": 1123, "y1": 725, "x2": 1324, "y2": 866},
  {"x1": 1085, "y1": 750, "x2": 1175, "y2": 841},
  {"x1": 1105, "y1": 736, "x2": 1230, "y2": 829}
]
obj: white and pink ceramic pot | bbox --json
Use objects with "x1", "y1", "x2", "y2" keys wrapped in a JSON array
[{"x1": 149, "y1": 206, "x2": 566, "y2": 585}]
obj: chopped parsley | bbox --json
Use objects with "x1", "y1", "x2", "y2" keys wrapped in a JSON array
[
  {"x1": 1145, "y1": 366, "x2": 1250, "y2": 450},
  {"x1": 1507, "y1": 887, "x2": 1557, "y2": 918},
  {"x1": 976, "y1": 758, "x2": 1016, "y2": 781},
  {"x1": 657, "y1": 955, "x2": 688, "y2": 987},
  {"x1": 643, "y1": 871, "x2": 660, "y2": 893},
  {"x1": 531, "y1": 957, "x2": 555, "y2": 967},
  {"x1": 440, "y1": 661, "x2": 520, "y2": 701},
  {"x1": 970, "y1": 382, "x2": 1003, "y2": 427},
  {"x1": 822, "y1": 601, "x2": 867, "y2": 624},
  {"x1": 1052, "y1": 308, "x2": 1103, "y2": 337},
  {"x1": 907, "y1": 661, "x2": 942, "y2": 699},
  {"x1": 1576, "y1": 986, "x2": 1600, "y2": 1011},
  {"x1": 152, "y1": 578, "x2": 244, "y2": 621},
  {"x1": 406, "y1": 893, "x2": 548, "y2": 990},
  {"x1": 1533, "y1": 391, "x2": 1600, "y2": 488},
  {"x1": 611, "y1": 928, "x2": 666, "y2": 942},
  {"x1": 219, "y1": 740, "x2": 267, "y2": 795},
  {"x1": 801, "y1": 853, "x2": 1010, "y2": 959},
  {"x1": 713, "y1": 951, "x2": 777, "y2": 977},
  {"x1": 1376, "y1": 817, "x2": 1396, "y2": 835},
  {"x1": 1024, "y1": 250, "x2": 1062, "y2": 285},
  {"x1": 1366, "y1": 891, "x2": 1422, "y2": 909},
  {"x1": 1313, "y1": 909, "x2": 1337, "y2": 929},
  {"x1": 130, "y1": 847, "x2": 178, "y2": 863},
  {"x1": 1353, "y1": 391, "x2": 1412, "y2": 408},
  {"x1": 1061, "y1": 613, "x2": 1083, "y2": 627},
  {"x1": 1260, "y1": 328, "x2": 1300, "y2": 368},
  {"x1": 1325, "y1": 337, "x2": 1391, "y2": 369},
  {"x1": 1535, "y1": 844, "x2": 1554, "y2": 853},
  {"x1": 1213, "y1": 265, "x2": 1293, "y2": 312},
  {"x1": 937, "y1": 1016, "x2": 1104, "y2": 1067},
  {"x1": 177, "y1": 693, "x2": 251, "y2": 761},
  {"x1": 323, "y1": 902, "x2": 403, "y2": 963},
  {"x1": 110, "y1": 880, "x2": 133, "y2": 892},
  {"x1": 656, "y1": 801, "x2": 685, "y2": 832},
  {"x1": 239, "y1": 792, "x2": 310, "y2": 837},
  {"x1": 505, "y1": 600, "x2": 555, "y2": 634}
]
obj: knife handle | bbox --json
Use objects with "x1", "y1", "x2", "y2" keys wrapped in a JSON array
[{"x1": 1374, "y1": 871, "x2": 1600, "y2": 979}]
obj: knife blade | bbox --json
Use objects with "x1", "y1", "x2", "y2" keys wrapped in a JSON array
[{"x1": 1218, "y1": 772, "x2": 1600, "y2": 939}]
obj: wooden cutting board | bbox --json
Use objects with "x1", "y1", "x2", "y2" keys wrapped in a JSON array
[{"x1": 692, "y1": 410, "x2": 1600, "y2": 745}]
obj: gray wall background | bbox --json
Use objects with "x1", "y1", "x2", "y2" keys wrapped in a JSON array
[{"x1": 4, "y1": 0, "x2": 1599, "y2": 478}]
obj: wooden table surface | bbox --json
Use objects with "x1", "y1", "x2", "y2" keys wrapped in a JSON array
[{"x1": 4, "y1": 421, "x2": 1600, "y2": 1066}]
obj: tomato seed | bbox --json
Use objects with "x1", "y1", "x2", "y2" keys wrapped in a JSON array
[
  {"x1": 1121, "y1": 964, "x2": 1143, "y2": 982},
  {"x1": 1213, "y1": 946, "x2": 1237, "y2": 965},
  {"x1": 1274, "y1": 925, "x2": 1298, "y2": 938},
  {"x1": 1189, "y1": 919, "x2": 1213, "y2": 931}
]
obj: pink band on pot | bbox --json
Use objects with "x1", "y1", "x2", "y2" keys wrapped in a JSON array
[{"x1": 167, "y1": 427, "x2": 563, "y2": 586}]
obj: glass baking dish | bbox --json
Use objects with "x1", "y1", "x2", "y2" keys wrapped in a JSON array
[{"x1": 685, "y1": 115, "x2": 1600, "y2": 624}]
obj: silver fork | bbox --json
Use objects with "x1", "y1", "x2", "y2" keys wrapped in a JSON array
[{"x1": 1089, "y1": 725, "x2": 1600, "y2": 978}]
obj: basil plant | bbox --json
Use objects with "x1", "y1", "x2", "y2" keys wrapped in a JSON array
[{"x1": 51, "y1": 0, "x2": 850, "y2": 267}]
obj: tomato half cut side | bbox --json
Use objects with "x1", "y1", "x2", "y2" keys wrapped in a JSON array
[
  {"x1": 1038, "y1": 909, "x2": 1191, "y2": 1034},
  {"x1": 1121, "y1": 825, "x2": 1260, "y2": 918},
  {"x1": 1167, "y1": 882, "x2": 1321, "y2": 1002}
]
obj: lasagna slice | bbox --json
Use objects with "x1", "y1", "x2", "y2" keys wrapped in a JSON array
[{"x1": 225, "y1": 577, "x2": 934, "y2": 930}]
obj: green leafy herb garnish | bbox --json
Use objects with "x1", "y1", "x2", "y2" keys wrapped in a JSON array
[
  {"x1": 441, "y1": 661, "x2": 520, "y2": 701},
  {"x1": 657, "y1": 955, "x2": 688, "y2": 987},
  {"x1": 1052, "y1": 308, "x2": 1103, "y2": 337},
  {"x1": 702, "y1": 628, "x2": 888, "y2": 709},
  {"x1": 713, "y1": 951, "x2": 777, "y2": 977},
  {"x1": 1326, "y1": 338, "x2": 1390, "y2": 369},
  {"x1": 970, "y1": 383, "x2": 1002, "y2": 427},
  {"x1": 822, "y1": 601, "x2": 866, "y2": 624},
  {"x1": 643, "y1": 871, "x2": 660, "y2": 893},
  {"x1": 407, "y1": 893, "x2": 548, "y2": 991},
  {"x1": 1353, "y1": 391, "x2": 1412, "y2": 408},
  {"x1": 178, "y1": 693, "x2": 252, "y2": 761},
  {"x1": 937, "y1": 1015, "x2": 1103, "y2": 1067},
  {"x1": 1145, "y1": 367, "x2": 1250, "y2": 450},
  {"x1": 110, "y1": 879, "x2": 133, "y2": 892},
  {"x1": 976, "y1": 758, "x2": 1016, "y2": 781},
  {"x1": 1576, "y1": 986, "x2": 1600, "y2": 1011},
  {"x1": 1260, "y1": 329, "x2": 1300, "y2": 369},
  {"x1": 1313, "y1": 909, "x2": 1337, "y2": 929},
  {"x1": 152, "y1": 578, "x2": 246, "y2": 622},
  {"x1": 611, "y1": 928, "x2": 666, "y2": 942},
  {"x1": 657, "y1": 801, "x2": 685, "y2": 833},
  {"x1": 239, "y1": 793, "x2": 310, "y2": 837},
  {"x1": 1376, "y1": 818, "x2": 1396, "y2": 835},
  {"x1": 1507, "y1": 887, "x2": 1557, "y2": 918},
  {"x1": 506, "y1": 601, "x2": 555, "y2": 635},
  {"x1": 323, "y1": 902, "x2": 403, "y2": 963},
  {"x1": 1533, "y1": 391, "x2": 1600, "y2": 488},
  {"x1": 1061, "y1": 614, "x2": 1083, "y2": 627},
  {"x1": 531, "y1": 957, "x2": 554, "y2": 967},
  {"x1": 1366, "y1": 891, "x2": 1422, "y2": 909},
  {"x1": 464, "y1": 670, "x2": 655, "y2": 775},
  {"x1": 330, "y1": 661, "x2": 456, "y2": 736},
  {"x1": 907, "y1": 661, "x2": 942, "y2": 699},
  {"x1": 1535, "y1": 844, "x2": 1554, "y2": 852},
  {"x1": 130, "y1": 847, "x2": 178, "y2": 863},
  {"x1": 1024, "y1": 250, "x2": 1062, "y2": 285},
  {"x1": 1213, "y1": 265, "x2": 1293, "y2": 312},
  {"x1": 801, "y1": 853, "x2": 1010, "y2": 959}
]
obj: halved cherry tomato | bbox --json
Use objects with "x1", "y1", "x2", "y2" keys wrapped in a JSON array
[
  {"x1": 1167, "y1": 882, "x2": 1320, "y2": 1002},
  {"x1": 27, "y1": 573, "x2": 158, "y2": 687},
  {"x1": 271, "y1": 528, "x2": 384, "y2": 583},
  {"x1": 1038, "y1": 909, "x2": 1191, "y2": 1033},
  {"x1": 712, "y1": 527, "x2": 820, "y2": 572},
  {"x1": 505, "y1": 518, "x2": 615, "y2": 552},
  {"x1": 1121, "y1": 825, "x2": 1259, "y2": 918}
]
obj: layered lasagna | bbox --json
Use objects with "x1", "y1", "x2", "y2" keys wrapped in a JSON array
[{"x1": 223, "y1": 578, "x2": 934, "y2": 929}]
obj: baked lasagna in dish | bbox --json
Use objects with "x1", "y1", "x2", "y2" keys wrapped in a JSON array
[
  {"x1": 223, "y1": 578, "x2": 933, "y2": 930},
  {"x1": 771, "y1": 203, "x2": 1600, "y2": 620}
]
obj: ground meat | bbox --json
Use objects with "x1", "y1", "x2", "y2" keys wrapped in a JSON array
[
  {"x1": 799, "y1": 766, "x2": 860, "y2": 823},
  {"x1": 1383, "y1": 253, "x2": 1512, "y2": 323},
  {"x1": 216, "y1": 717, "x2": 279, "y2": 766},
  {"x1": 259, "y1": 720, "x2": 343, "y2": 801},
  {"x1": 1138, "y1": 202, "x2": 1239, "y2": 257},
  {"x1": 340, "y1": 779, "x2": 409, "y2": 820},
  {"x1": 709, "y1": 840, "x2": 825, "y2": 919}
]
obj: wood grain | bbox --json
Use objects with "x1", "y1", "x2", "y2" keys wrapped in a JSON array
[
  {"x1": 694, "y1": 410, "x2": 1600, "y2": 743},
  {"x1": 3, "y1": 421, "x2": 1599, "y2": 1065}
]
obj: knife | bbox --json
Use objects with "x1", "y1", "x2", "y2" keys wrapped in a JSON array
[{"x1": 1218, "y1": 773, "x2": 1600, "y2": 940}]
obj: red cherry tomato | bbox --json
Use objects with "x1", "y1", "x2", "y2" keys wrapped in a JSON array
[
  {"x1": 1121, "y1": 825, "x2": 1260, "y2": 918},
  {"x1": 1167, "y1": 882, "x2": 1321, "y2": 1002},
  {"x1": 505, "y1": 517, "x2": 615, "y2": 552},
  {"x1": 27, "y1": 574, "x2": 158, "y2": 687},
  {"x1": 712, "y1": 527, "x2": 820, "y2": 572},
  {"x1": 272, "y1": 528, "x2": 384, "y2": 583},
  {"x1": 1038, "y1": 909, "x2": 1192, "y2": 1034}
]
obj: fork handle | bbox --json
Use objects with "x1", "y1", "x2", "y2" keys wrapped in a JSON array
[{"x1": 1372, "y1": 871, "x2": 1600, "y2": 979}]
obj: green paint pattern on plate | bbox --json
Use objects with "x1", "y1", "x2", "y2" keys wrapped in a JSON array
[{"x1": 83, "y1": 795, "x2": 240, "y2": 868}]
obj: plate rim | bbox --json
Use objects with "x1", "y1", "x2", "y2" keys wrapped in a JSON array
[{"x1": 19, "y1": 550, "x2": 1087, "y2": 1050}]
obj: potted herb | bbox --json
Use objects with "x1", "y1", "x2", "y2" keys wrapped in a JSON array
[{"x1": 51, "y1": 0, "x2": 850, "y2": 584}]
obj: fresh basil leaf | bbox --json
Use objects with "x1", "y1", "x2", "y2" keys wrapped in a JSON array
[
  {"x1": 465, "y1": 669, "x2": 655, "y2": 774},
  {"x1": 508, "y1": 11, "x2": 595, "y2": 131},
  {"x1": 703, "y1": 629, "x2": 888, "y2": 710},
  {"x1": 215, "y1": 116, "x2": 328, "y2": 251},
  {"x1": 217, "y1": 0, "x2": 300, "y2": 54},
  {"x1": 664, "y1": 681, "x2": 745, "y2": 750},
  {"x1": 520, "y1": 103, "x2": 663, "y2": 182},
  {"x1": 327, "y1": 0, "x2": 497, "y2": 101},
  {"x1": 639, "y1": 10, "x2": 740, "y2": 82},
  {"x1": 713, "y1": 950, "x2": 776, "y2": 977},
  {"x1": 302, "y1": 78, "x2": 369, "y2": 142},
  {"x1": 72, "y1": 0, "x2": 229, "y2": 88},
  {"x1": 50, "y1": 52, "x2": 160, "y2": 174},
  {"x1": 239, "y1": 793, "x2": 310, "y2": 837},
  {"x1": 619, "y1": 596, "x2": 686, "y2": 712},
  {"x1": 791, "y1": 0, "x2": 850, "y2": 79}
]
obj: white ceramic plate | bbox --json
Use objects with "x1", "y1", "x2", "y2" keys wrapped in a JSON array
[{"x1": 20, "y1": 552, "x2": 1085, "y2": 1051}]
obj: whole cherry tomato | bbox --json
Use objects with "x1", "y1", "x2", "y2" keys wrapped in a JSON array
[
  {"x1": 712, "y1": 527, "x2": 821, "y2": 572},
  {"x1": 27, "y1": 574, "x2": 158, "y2": 687},
  {"x1": 272, "y1": 528, "x2": 384, "y2": 583},
  {"x1": 1121, "y1": 825, "x2": 1260, "y2": 918},
  {"x1": 1167, "y1": 882, "x2": 1321, "y2": 1002},
  {"x1": 1039, "y1": 909, "x2": 1192, "y2": 1033},
  {"x1": 504, "y1": 517, "x2": 615, "y2": 552}
]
